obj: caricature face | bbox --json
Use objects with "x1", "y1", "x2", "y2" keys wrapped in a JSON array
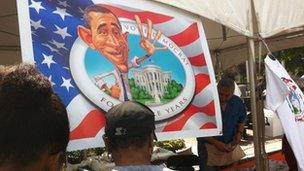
[{"x1": 88, "y1": 12, "x2": 129, "y2": 72}]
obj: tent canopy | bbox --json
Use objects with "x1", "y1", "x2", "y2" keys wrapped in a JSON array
[
  {"x1": 1, "y1": 0, "x2": 304, "y2": 70},
  {"x1": 152, "y1": 0, "x2": 304, "y2": 70},
  {"x1": 0, "y1": 0, "x2": 21, "y2": 65},
  {"x1": 153, "y1": 0, "x2": 304, "y2": 38}
]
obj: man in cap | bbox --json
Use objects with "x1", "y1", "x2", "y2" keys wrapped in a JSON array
[{"x1": 103, "y1": 101, "x2": 173, "y2": 171}]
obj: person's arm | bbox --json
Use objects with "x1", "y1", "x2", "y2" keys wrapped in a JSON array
[
  {"x1": 236, "y1": 122, "x2": 245, "y2": 134},
  {"x1": 232, "y1": 98, "x2": 247, "y2": 146},
  {"x1": 232, "y1": 122, "x2": 245, "y2": 146},
  {"x1": 94, "y1": 72, "x2": 115, "y2": 91},
  {"x1": 203, "y1": 137, "x2": 230, "y2": 152}
]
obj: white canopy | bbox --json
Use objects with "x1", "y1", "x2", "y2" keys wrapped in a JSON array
[
  {"x1": 152, "y1": 0, "x2": 253, "y2": 37},
  {"x1": 255, "y1": 0, "x2": 304, "y2": 38},
  {"x1": 153, "y1": 0, "x2": 304, "y2": 38},
  {"x1": 151, "y1": 0, "x2": 304, "y2": 70},
  {"x1": 1, "y1": 0, "x2": 304, "y2": 69},
  {"x1": 0, "y1": 0, "x2": 21, "y2": 65}
]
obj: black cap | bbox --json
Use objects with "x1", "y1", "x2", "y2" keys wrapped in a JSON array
[{"x1": 104, "y1": 101, "x2": 156, "y2": 140}]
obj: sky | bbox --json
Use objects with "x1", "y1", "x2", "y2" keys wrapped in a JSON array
[{"x1": 85, "y1": 34, "x2": 186, "y2": 86}]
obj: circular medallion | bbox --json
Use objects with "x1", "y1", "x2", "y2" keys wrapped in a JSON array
[{"x1": 70, "y1": 21, "x2": 195, "y2": 121}]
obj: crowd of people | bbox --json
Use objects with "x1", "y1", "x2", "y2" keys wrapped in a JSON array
[
  {"x1": 0, "y1": 62, "x2": 248, "y2": 171},
  {"x1": 0, "y1": 4, "x2": 247, "y2": 171},
  {"x1": 0, "y1": 64, "x2": 176, "y2": 171}
]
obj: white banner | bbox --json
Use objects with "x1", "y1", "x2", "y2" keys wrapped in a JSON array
[{"x1": 265, "y1": 56, "x2": 304, "y2": 170}]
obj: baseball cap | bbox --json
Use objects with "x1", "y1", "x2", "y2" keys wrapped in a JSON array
[{"x1": 104, "y1": 101, "x2": 157, "y2": 140}]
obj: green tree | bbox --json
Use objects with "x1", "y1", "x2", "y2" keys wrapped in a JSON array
[
  {"x1": 131, "y1": 87, "x2": 139, "y2": 99},
  {"x1": 129, "y1": 78, "x2": 153, "y2": 101},
  {"x1": 163, "y1": 80, "x2": 183, "y2": 100},
  {"x1": 129, "y1": 78, "x2": 136, "y2": 87},
  {"x1": 280, "y1": 47, "x2": 304, "y2": 76}
]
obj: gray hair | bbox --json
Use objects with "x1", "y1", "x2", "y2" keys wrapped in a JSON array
[{"x1": 218, "y1": 77, "x2": 235, "y2": 92}]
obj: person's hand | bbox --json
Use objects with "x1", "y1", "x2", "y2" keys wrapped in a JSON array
[
  {"x1": 214, "y1": 141, "x2": 230, "y2": 153},
  {"x1": 110, "y1": 83, "x2": 121, "y2": 99},
  {"x1": 134, "y1": 15, "x2": 167, "y2": 55},
  {"x1": 232, "y1": 132, "x2": 242, "y2": 146}
]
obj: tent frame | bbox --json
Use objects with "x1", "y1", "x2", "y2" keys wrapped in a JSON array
[{"x1": 246, "y1": 1, "x2": 268, "y2": 170}]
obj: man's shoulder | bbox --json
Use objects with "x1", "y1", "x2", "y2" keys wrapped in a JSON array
[
  {"x1": 228, "y1": 95, "x2": 246, "y2": 113},
  {"x1": 231, "y1": 94, "x2": 242, "y2": 100},
  {"x1": 230, "y1": 95, "x2": 244, "y2": 104}
]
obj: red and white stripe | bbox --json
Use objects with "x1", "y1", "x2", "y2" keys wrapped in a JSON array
[
  {"x1": 68, "y1": 95, "x2": 105, "y2": 140},
  {"x1": 139, "y1": 7, "x2": 217, "y2": 132}
]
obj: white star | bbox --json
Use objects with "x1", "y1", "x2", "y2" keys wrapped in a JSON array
[
  {"x1": 78, "y1": 7, "x2": 84, "y2": 14},
  {"x1": 48, "y1": 75, "x2": 56, "y2": 86},
  {"x1": 31, "y1": 19, "x2": 45, "y2": 30},
  {"x1": 32, "y1": 30, "x2": 38, "y2": 37},
  {"x1": 42, "y1": 43, "x2": 61, "y2": 55},
  {"x1": 61, "y1": 77, "x2": 73, "y2": 91},
  {"x1": 29, "y1": 0, "x2": 45, "y2": 14},
  {"x1": 49, "y1": 39, "x2": 68, "y2": 50},
  {"x1": 53, "y1": 7, "x2": 71, "y2": 20},
  {"x1": 42, "y1": 43, "x2": 56, "y2": 51},
  {"x1": 41, "y1": 53, "x2": 56, "y2": 68},
  {"x1": 58, "y1": 1, "x2": 70, "y2": 8},
  {"x1": 54, "y1": 25, "x2": 71, "y2": 39}
]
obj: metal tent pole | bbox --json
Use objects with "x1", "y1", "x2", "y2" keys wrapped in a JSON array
[
  {"x1": 258, "y1": 41, "x2": 270, "y2": 170},
  {"x1": 247, "y1": 38, "x2": 264, "y2": 171},
  {"x1": 248, "y1": 0, "x2": 265, "y2": 170}
]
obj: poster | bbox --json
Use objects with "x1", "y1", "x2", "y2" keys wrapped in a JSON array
[{"x1": 17, "y1": 0, "x2": 222, "y2": 151}]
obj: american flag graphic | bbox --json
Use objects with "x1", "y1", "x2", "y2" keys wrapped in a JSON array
[{"x1": 26, "y1": 0, "x2": 219, "y2": 151}]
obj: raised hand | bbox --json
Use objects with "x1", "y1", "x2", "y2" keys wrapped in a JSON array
[
  {"x1": 134, "y1": 15, "x2": 167, "y2": 56},
  {"x1": 110, "y1": 83, "x2": 121, "y2": 99}
]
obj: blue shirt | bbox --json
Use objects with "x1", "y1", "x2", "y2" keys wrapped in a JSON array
[{"x1": 215, "y1": 95, "x2": 246, "y2": 143}]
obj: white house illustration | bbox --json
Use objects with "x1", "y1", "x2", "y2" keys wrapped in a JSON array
[{"x1": 133, "y1": 65, "x2": 171, "y2": 103}]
